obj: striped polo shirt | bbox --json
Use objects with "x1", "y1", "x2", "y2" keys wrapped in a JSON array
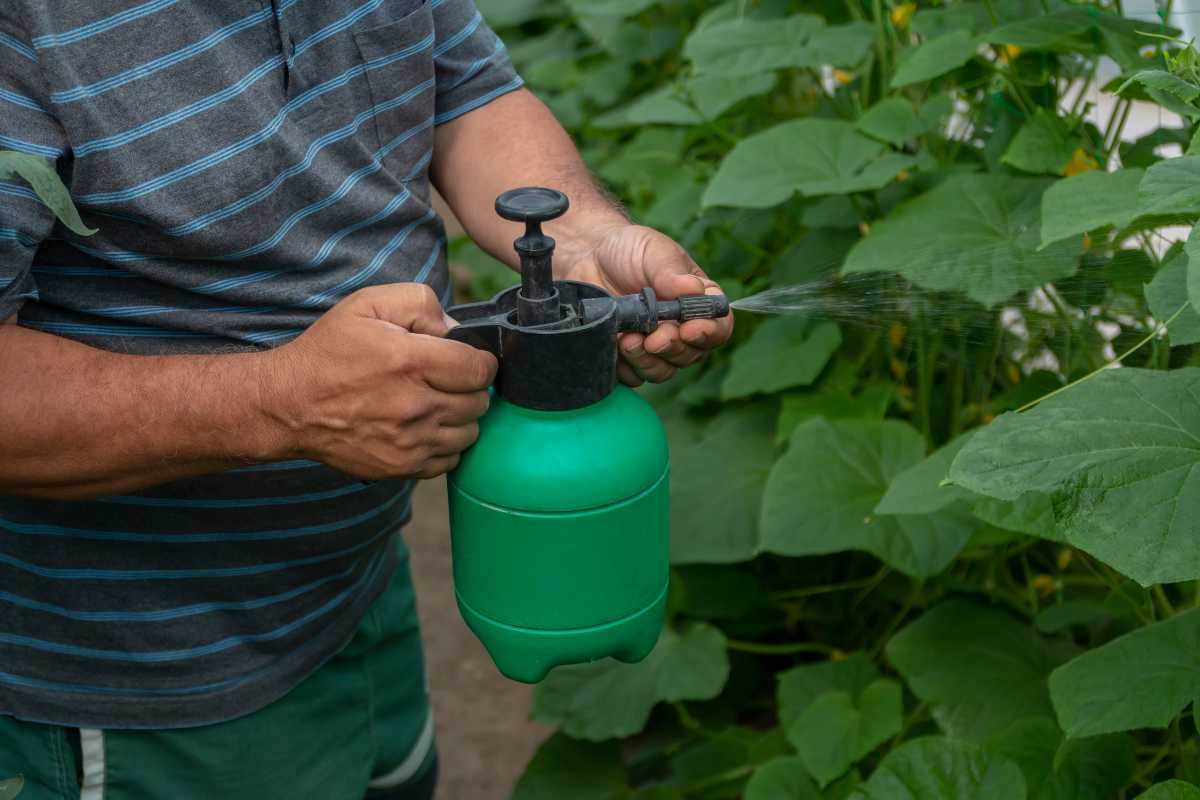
[{"x1": 0, "y1": 0, "x2": 521, "y2": 728}]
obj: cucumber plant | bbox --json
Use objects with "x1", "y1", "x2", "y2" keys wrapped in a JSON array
[{"x1": 459, "y1": 1, "x2": 1200, "y2": 797}]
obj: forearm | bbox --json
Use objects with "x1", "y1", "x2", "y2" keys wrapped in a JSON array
[
  {"x1": 431, "y1": 88, "x2": 628, "y2": 273},
  {"x1": 0, "y1": 320, "x2": 288, "y2": 499}
]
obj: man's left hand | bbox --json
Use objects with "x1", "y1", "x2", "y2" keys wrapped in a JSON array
[{"x1": 558, "y1": 224, "x2": 733, "y2": 386}]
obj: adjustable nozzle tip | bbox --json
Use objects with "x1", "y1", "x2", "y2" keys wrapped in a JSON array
[{"x1": 660, "y1": 293, "x2": 731, "y2": 323}]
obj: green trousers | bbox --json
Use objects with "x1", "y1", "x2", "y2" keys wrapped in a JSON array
[{"x1": 0, "y1": 539, "x2": 436, "y2": 800}]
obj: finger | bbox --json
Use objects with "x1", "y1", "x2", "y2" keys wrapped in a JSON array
[
  {"x1": 617, "y1": 361, "x2": 645, "y2": 387},
  {"x1": 434, "y1": 421, "x2": 480, "y2": 456},
  {"x1": 408, "y1": 336, "x2": 499, "y2": 393},
  {"x1": 352, "y1": 283, "x2": 449, "y2": 337},
  {"x1": 671, "y1": 278, "x2": 734, "y2": 347},
  {"x1": 415, "y1": 455, "x2": 461, "y2": 480},
  {"x1": 633, "y1": 359, "x2": 677, "y2": 384},
  {"x1": 643, "y1": 323, "x2": 705, "y2": 366},
  {"x1": 436, "y1": 390, "x2": 491, "y2": 426},
  {"x1": 651, "y1": 268, "x2": 709, "y2": 301}
]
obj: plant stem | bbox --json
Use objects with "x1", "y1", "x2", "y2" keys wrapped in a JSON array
[
  {"x1": 1016, "y1": 303, "x2": 1188, "y2": 413},
  {"x1": 871, "y1": 0, "x2": 890, "y2": 90},
  {"x1": 1154, "y1": 584, "x2": 1177, "y2": 617},
  {"x1": 679, "y1": 765, "x2": 756, "y2": 795},
  {"x1": 870, "y1": 581, "x2": 924, "y2": 658},
  {"x1": 772, "y1": 568, "x2": 891, "y2": 601},
  {"x1": 726, "y1": 639, "x2": 835, "y2": 655}
]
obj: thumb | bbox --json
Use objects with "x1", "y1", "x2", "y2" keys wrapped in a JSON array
[
  {"x1": 352, "y1": 283, "x2": 449, "y2": 337},
  {"x1": 652, "y1": 267, "x2": 709, "y2": 301}
]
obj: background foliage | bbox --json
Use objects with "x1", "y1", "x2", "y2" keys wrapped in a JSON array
[{"x1": 453, "y1": 1, "x2": 1200, "y2": 797}]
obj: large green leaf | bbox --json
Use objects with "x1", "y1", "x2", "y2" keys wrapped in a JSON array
[
  {"x1": 532, "y1": 623, "x2": 729, "y2": 740},
  {"x1": 512, "y1": 734, "x2": 627, "y2": 800},
  {"x1": 799, "y1": 22, "x2": 876, "y2": 68},
  {"x1": 777, "y1": 652, "x2": 881, "y2": 730},
  {"x1": 670, "y1": 408, "x2": 774, "y2": 563},
  {"x1": 887, "y1": 600, "x2": 1060, "y2": 741},
  {"x1": 982, "y1": 10, "x2": 1092, "y2": 49},
  {"x1": 1002, "y1": 109, "x2": 1078, "y2": 175},
  {"x1": 1140, "y1": 782, "x2": 1200, "y2": 799},
  {"x1": 776, "y1": 385, "x2": 893, "y2": 445},
  {"x1": 985, "y1": 717, "x2": 1134, "y2": 800},
  {"x1": 1185, "y1": 226, "x2": 1200, "y2": 316},
  {"x1": 475, "y1": 0, "x2": 562, "y2": 27},
  {"x1": 0, "y1": 151, "x2": 96, "y2": 237},
  {"x1": 1119, "y1": 70, "x2": 1200, "y2": 120},
  {"x1": 722, "y1": 317, "x2": 842, "y2": 399},
  {"x1": 969, "y1": 493, "x2": 1058, "y2": 540},
  {"x1": 791, "y1": 680, "x2": 902, "y2": 787},
  {"x1": 1138, "y1": 156, "x2": 1200, "y2": 218},
  {"x1": 1049, "y1": 606, "x2": 1200, "y2": 737},
  {"x1": 843, "y1": 174, "x2": 1078, "y2": 307},
  {"x1": 857, "y1": 94, "x2": 953, "y2": 146},
  {"x1": 891, "y1": 31, "x2": 978, "y2": 88},
  {"x1": 949, "y1": 368, "x2": 1200, "y2": 585},
  {"x1": 684, "y1": 14, "x2": 825, "y2": 76},
  {"x1": 848, "y1": 737, "x2": 1026, "y2": 800},
  {"x1": 761, "y1": 418, "x2": 975, "y2": 577},
  {"x1": 567, "y1": 0, "x2": 656, "y2": 15},
  {"x1": 1039, "y1": 169, "x2": 1144, "y2": 248},
  {"x1": 1146, "y1": 252, "x2": 1200, "y2": 346},
  {"x1": 670, "y1": 726, "x2": 782, "y2": 791},
  {"x1": 875, "y1": 432, "x2": 976, "y2": 515},
  {"x1": 745, "y1": 756, "x2": 823, "y2": 800},
  {"x1": 595, "y1": 73, "x2": 776, "y2": 127},
  {"x1": 704, "y1": 119, "x2": 916, "y2": 209}
]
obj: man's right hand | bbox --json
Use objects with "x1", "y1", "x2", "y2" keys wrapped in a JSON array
[{"x1": 266, "y1": 283, "x2": 497, "y2": 480}]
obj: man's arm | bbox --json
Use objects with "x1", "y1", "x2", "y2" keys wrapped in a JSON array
[
  {"x1": 431, "y1": 88, "x2": 733, "y2": 385},
  {"x1": 0, "y1": 285, "x2": 495, "y2": 500}
]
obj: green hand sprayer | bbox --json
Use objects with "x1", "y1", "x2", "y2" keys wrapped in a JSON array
[{"x1": 443, "y1": 187, "x2": 730, "y2": 683}]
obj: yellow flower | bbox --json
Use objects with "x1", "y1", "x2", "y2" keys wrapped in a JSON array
[
  {"x1": 1063, "y1": 148, "x2": 1100, "y2": 177},
  {"x1": 998, "y1": 44, "x2": 1021, "y2": 64},
  {"x1": 1080, "y1": 232, "x2": 1091, "y2": 255},
  {"x1": 981, "y1": 412, "x2": 995, "y2": 423},
  {"x1": 890, "y1": 357, "x2": 908, "y2": 381},
  {"x1": 833, "y1": 68, "x2": 856, "y2": 85},
  {"x1": 1057, "y1": 548, "x2": 1073, "y2": 571},
  {"x1": 1032, "y1": 574, "x2": 1057, "y2": 597},
  {"x1": 896, "y1": 169, "x2": 911, "y2": 182},
  {"x1": 831, "y1": 648, "x2": 849, "y2": 662},
  {"x1": 891, "y1": 2, "x2": 917, "y2": 29},
  {"x1": 889, "y1": 321, "x2": 907, "y2": 350},
  {"x1": 858, "y1": 221, "x2": 871, "y2": 237},
  {"x1": 1007, "y1": 363, "x2": 1021, "y2": 385}
]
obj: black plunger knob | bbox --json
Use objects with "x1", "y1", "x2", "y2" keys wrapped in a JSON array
[
  {"x1": 496, "y1": 187, "x2": 570, "y2": 226},
  {"x1": 496, "y1": 187, "x2": 570, "y2": 326}
]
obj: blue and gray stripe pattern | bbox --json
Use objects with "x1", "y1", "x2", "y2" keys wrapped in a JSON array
[{"x1": 0, "y1": 0, "x2": 521, "y2": 728}]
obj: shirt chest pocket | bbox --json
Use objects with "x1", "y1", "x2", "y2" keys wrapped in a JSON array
[
  {"x1": 289, "y1": 1, "x2": 435, "y2": 179},
  {"x1": 354, "y1": 3, "x2": 436, "y2": 178}
]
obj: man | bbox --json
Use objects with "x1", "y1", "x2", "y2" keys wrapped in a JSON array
[{"x1": 0, "y1": 1, "x2": 731, "y2": 798}]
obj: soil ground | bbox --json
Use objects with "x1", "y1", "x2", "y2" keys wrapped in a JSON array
[{"x1": 404, "y1": 478, "x2": 551, "y2": 800}]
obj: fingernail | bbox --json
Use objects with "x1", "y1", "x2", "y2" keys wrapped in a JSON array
[
  {"x1": 650, "y1": 342, "x2": 672, "y2": 355},
  {"x1": 443, "y1": 313, "x2": 459, "y2": 329}
]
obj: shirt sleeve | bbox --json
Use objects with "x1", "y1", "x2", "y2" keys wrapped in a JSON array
[
  {"x1": 0, "y1": 13, "x2": 68, "y2": 321},
  {"x1": 431, "y1": 0, "x2": 523, "y2": 126}
]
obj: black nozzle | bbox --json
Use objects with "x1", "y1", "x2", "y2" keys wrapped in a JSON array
[
  {"x1": 583, "y1": 288, "x2": 731, "y2": 334},
  {"x1": 657, "y1": 293, "x2": 730, "y2": 324}
]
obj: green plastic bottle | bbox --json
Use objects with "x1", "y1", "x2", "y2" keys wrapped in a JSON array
[
  {"x1": 444, "y1": 187, "x2": 729, "y2": 683},
  {"x1": 448, "y1": 386, "x2": 669, "y2": 683}
]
